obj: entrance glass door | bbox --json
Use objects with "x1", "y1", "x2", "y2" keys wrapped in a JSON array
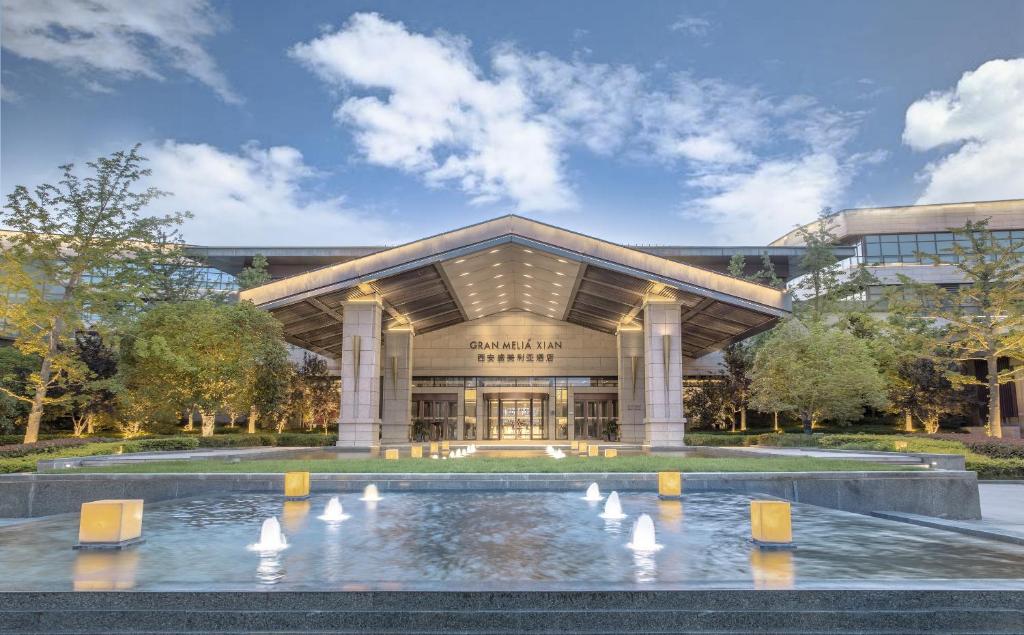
[
  {"x1": 573, "y1": 398, "x2": 617, "y2": 440},
  {"x1": 411, "y1": 398, "x2": 458, "y2": 440},
  {"x1": 484, "y1": 395, "x2": 548, "y2": 440}
]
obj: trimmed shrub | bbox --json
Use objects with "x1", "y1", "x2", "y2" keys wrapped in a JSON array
[
  {"x1": 0, "y1": 437, "x2": 119, "y2": 458},
  {"x1": 684, "y1": 433, "x2": 751, "y2": 447},
  {"x1": 966, "y1": 455, "x2": 1024, "y2": 480},
  {"x1": 127, "y1": 437, "x2": 200, "y2": 452},
  {"x1": 196, "y1": 433, "x2": 275, "y2": 448},
  {"x1": 275, "y1": 433, "x2": 336, "y2": 447}
]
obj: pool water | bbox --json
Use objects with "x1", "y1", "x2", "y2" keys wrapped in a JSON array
[{"x1": 1, "y1": 491, "x2": 1021, "y2": 591}]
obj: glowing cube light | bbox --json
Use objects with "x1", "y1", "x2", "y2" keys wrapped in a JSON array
[
  {"x1": 410, "y1": 446, "x2": 423, "y2": 458},
  {"x1": 284, "y1": 471, "x2": 310, "y2": 500},
  {"x1": 604, "y1": 448, "x2": 618, "y2": 458},
  {"x1": 588, "y1": 445, "x2": 599, "y2": 457},
  {"x1": 657, "y1": 471, "x2": 682, "y2": 499},
  {"x1": 384, "y1": 448, "x2": 400, "y2": 460},
  {"x1": 75, "y1": 499, "x2": 144, "y2": 549},
  {"x1": 750, "y1": 500, "x2": 793, "y2": 547},
  {"x1": 577, "y1": 441, "x2": 589, "y2": 454},
  {"x1": 429, "y1": 442, "x2": 439, "y2": 453}
]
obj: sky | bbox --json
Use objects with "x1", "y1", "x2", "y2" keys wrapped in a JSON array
[{"x1": 1, "y1": 0, "x2": 1022, "y2": 247}]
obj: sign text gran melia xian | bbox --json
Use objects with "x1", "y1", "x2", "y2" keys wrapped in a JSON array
[{"x1": 470, "y1": 339, "x2": 563, "y2": 364}]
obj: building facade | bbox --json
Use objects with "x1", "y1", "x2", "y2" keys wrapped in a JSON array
[{"x1": 239, "y1": 215, "x2": 791, "y2": 447}]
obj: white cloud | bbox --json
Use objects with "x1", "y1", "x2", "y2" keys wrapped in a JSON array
[
  {"x1": 685, "y1": 154, "x2": 848, "y2": 243},
  {"x1": 904, "y1": 58, "x2": 1024, "y2": 203},
  {"x1": 290, "y1": 13, "x2": 873, "y2": 241},
  {"x1": 1, "y1": 0, "x2": 240, "y2": 103},
  {"x1": 290, "y1": 13, "x2": 575, "y2": 212},
  {"x1": 669, "y1": 17, "x2": 711, "y2": 38},
  {"x1": 145, "y1": 141, "x2": 395, "y2": 245}
]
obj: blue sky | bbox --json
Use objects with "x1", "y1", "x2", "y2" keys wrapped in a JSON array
[{"x1": 2, "y1": 0, "x2": 1022, "y2": 246}]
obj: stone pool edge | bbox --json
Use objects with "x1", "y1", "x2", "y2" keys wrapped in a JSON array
[{"x1": 0, "y1": 470, "x2": 980, "y2": 520}]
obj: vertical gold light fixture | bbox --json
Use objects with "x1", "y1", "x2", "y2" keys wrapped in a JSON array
[
  {"x1": 352, "y1": 335, "x2": 361, "y2": 409},
  {"x1": 630, "y1": 355, "x2": 638, "y2": 394},
  {"x1": 662, "y1": 333, "x2": 671, "y2": 391}
]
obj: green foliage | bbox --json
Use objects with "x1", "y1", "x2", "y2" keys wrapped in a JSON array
[
  {"x1": 889, "y1": 219, "x2": 1024, "y2": 437},
  {"x1": 683, "y1": 380, "x2": 734, "y2": 430},
  {"x1": 792, "y1": 211, "x2": 878, "y2": 322},
  {"x1": 236, "y1": 254, "x2": 272, "y2": 290},
  {"x1": 750, "y1": 319, "x2": 887, "y2": 433},
  {"x1": 683, "y1": 432, "x2": 751, "y2": 446},
  {"x1": 0, "y1": 346, "x2": 37, "y2": 434},
  {"x1": 131, "y1": 437, "x2": 199, "y2": 451},
  {"x1": 120, "y1": 299, "x2": 289, "y2": 436},
  {"x1": 0, "y1": 145, "x2": 189, "y2": 442}
]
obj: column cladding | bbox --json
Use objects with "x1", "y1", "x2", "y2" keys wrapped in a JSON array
[
  {"x1": 616, "y1": 327, "x2": 646, "y2": 443},
  {"x1": 381, "y1": 328, "x2": 413, "y2": 443},
  {"x1": 642, "y1": 300, "x2": 685, "y2": 447},
  {"x1": 337, "y1": 299, "x2": 383, "y2": 448}
]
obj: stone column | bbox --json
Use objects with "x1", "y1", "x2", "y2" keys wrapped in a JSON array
[
  {"x1": 380, "y1": 327, "x2": 413, "y2": 444},
  {"x1": 642, "y1": 299, "x2": 685, "y2": 447},
  {"x1": 337, "y1": 298, "x2": 383, "y2": 448},
  {"x1": 617, "y1": 326, "x2": 646, "y2": 444}
]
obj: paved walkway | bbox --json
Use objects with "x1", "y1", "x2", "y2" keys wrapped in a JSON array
[
  {"x1": 875, "y1": 482, "x2": 1024, "y2": 546},
  {"x1": 712, "y1": 445, "x2": 922, "y2": 464}
]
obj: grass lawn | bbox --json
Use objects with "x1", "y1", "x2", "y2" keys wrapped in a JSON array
[{"x1": 70, "y1": 455, "x2": 914, "y2": 474}]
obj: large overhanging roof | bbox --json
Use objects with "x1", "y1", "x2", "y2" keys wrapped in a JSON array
[{"x1": 240, "y1": 215, "x2": 791, "y2": 359}]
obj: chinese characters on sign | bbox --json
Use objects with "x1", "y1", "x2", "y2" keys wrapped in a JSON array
[{"x1": 470, "y1": 339, "x2": 562, "y2": 364}]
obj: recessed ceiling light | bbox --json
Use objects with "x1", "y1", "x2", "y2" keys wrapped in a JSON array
[
  {"x1": 523, "y1": 293, "x2": 531, "y2": 297},
  {"x1": 498, "y1": 292, "x2": 506, "y2": 297},
  {"x1": 557, "y1": 259, "x2": 568, "y2": 263},
  {"x1": 524, "y1": 300, "x2": 532, "y2": 305},
  {"x1": 468, "y1": 292, "x2": 477, "y2": 297},
  {"x1": 523, "y1": 262, "x2": 533, "y2": 267},
  {"x1": 489, "y1": 249, "x2": 500, "y2": 254},
  {"x1": 523, "y1": 249, "x2": 533, "y2": 253},
  {"x1": 455, "y1": 259, "x2": 465, "y2": 264},
  {"x1": 466, "y1": 282, "x2": 474, "y2": 287},
  {"x1": 472, "y1": 300, "x2": 480, "y2": 305},
  {"x1": 459, "y1": 272, "x2": 469, "y2": 277},
  {"x1": 548, "y1": 314, "x2": 555, "y2": 318},
  {"x1": 499, "y1": 300, "x2": 508, "y2": 305},
  {"x1": 475, "y1": 308, "x2": 483, "y2": 312},
  {"x1": 555, "y1": 271, "x2": 565, "y2": 276},
  {"x1": 494, "y1": 274, "x2": 503, "y2": 279},
  {"x1": 523, "y1": 274, "x2": 533, "y2": 279},
  {"x1": 492, "y1": 262, "x2": 501, "y2": 267},
  {"x1": 548, "y1": 300, "x2": 557, "y2": 304},
  {"x1": 551, "y1": 292, "x2": 560, "y2": 296},
  {"x1": 553, "y1": 283, "x2": 562, "y2": 287},
  {"x1": 523, "y1": 284, "x2": 532, "y2": 288}
]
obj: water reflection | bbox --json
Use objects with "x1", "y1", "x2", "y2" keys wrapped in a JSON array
[
  {"x1": 658, "y1": 499, "x2": 684, "y2": 531},
  {"x1": 281, "y1": 500, "x2": 311, "y2": 534},
  {"x1": 255, "y1": 553, "x2": 285, "y2": 585},
  {"x1": 749, "y1": 549, "x2": 795, "y2": 589},
  {"x1": 631, "y1": 550, "x2": 658, "y2": 584},
  {"x1": 73, "y1": 549, "x2": 140, "y2": 591}
]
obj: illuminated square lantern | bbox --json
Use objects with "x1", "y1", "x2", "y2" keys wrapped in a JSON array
[
  {"x1": 750, "y1": 500, "x2": 793, "y2": 547},
  {"x1": 410, "y1": 446, "x2": 423, "y2": 458},
  {"x1": 577, "y1": 441, "x2": 588, "y2": 454},
  {"x1": 658, "y1": 471, "x2": 682, "y2": 499},
  {"x1": 384, "y1": 448, "x2": 400, "y2": 460},
  {"x1": 570, "y1": 440, "x2": 579, "y2": 450},
  {"x1": 75, "y1": 499, "x2": 144, "y2": 549},
  {"x1": 429, "y1": 442, "x2": 439, "y2": 453},
  {"x1": 604, "y1": 448, "x2": 618, "y2": 458},
  {"x1": 284, "y1": 471, "x2": 310, "y2": 500},
  {"x1": 441, "y1": 441, "x2": 450, "y2": 450},
  {"x1": 588, "y1": 445, "x2": 599, "y2": 457}
]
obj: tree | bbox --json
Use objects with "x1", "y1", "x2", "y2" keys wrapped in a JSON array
[
  {"x1": 890, "y1": 220, "x2": 1024, "y2": 437},
  {"x1": 791, "y1": 210, "x2": 878, "y2": 322},
  {"x1": 0, "y1": 346, "x2": 37, "y2": 435},
  {"x1": 67, "y1": 331, "x2": 120, "y2": 436},
  {"x1": 236, "y1": 254, "x2": 271, "y2": 291},
  {"x1": 683, "y1": 379, "x2": 734, "y2": 430},
  {"x1": 0, "y1": 146, "x2": 188, "y2": 442},
  {"x1": 282, "y1": 353, "x2": 339, "y2": 432},
  {"x1": 888, "y1": 357, "x2": 974, "y2": 433},
  {"x1": 121, "y1": 300, "x2": 289, "y2": 436},
  {"x1": 722, "y1": 343, "x2": 754, "y2": 431},
  {"x1": 750, "y1": 319, "x2": 887, "y2": 434}
]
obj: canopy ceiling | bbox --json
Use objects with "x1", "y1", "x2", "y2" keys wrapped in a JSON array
[{"x1": 240, "y1": 216, "x2": 791, "y2": 360}]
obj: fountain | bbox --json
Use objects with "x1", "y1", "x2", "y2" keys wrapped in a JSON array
[
  {"x1": 599, "y1": 491, "x2": 627, "y2": 520},
  {"x1": 626, "y1": 514, "x2": 663, "y2": 552},
  {"x1": 317, "y1": 496, "x2": 350, "y2": 522},
  {"x1": 582, "y1": 483, "x2": 604, "y2": 501},
  {"x1": 247, "y1": 517, "x2": 288, "y2": 552},
  {"x1": 359, "y1": 484, "x2": 383, "y2": 502},
  {"x1": 545, "y1": 445, "x2": 555, "y2": 455},
  {"x1": 552, "y1": 449, "x2": 566, "y2": 459}
]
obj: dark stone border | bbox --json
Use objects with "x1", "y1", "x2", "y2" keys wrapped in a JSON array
[
  {"x1": 0, "y1": 470, "x2": 981, "y2": 519},
  {"x1": 1, "y1": 589, "x2": 1022, "y2": 633}
]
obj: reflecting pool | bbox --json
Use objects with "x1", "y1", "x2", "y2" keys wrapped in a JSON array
[{"x1": 1, "y1": 491, "x2": 1022, "y2": 591}]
